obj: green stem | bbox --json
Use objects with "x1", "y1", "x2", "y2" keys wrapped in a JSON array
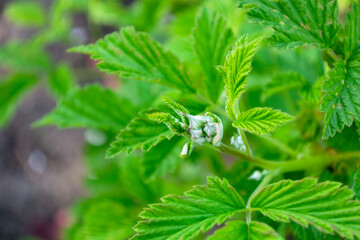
[
  {"x1": 209, "y1": 143, "x2": 330, "y2": 173},
  {"x1": 246, "y1": 170, "x2": 279, "y2": 224},
  {"x1": 238, "y1": 128, "x2": 252, "y2": 156},
  {"x1": 326, "y1": 50, "x2": 340, "y2": 63}
]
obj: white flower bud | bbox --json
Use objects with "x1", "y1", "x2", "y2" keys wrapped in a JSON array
[
  {"x1": 231, "y1": 134, "x2": 246, "y2": 152},
  {"x1": 185, "y1": 112, "x2": 223, "y2": 146}
]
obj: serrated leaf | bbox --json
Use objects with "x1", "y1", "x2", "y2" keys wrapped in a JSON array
[
  {"x1": 106, "y1": 116, "x2": 173, "y2": 158},
  {"x1": 208, "y1": 221, "x2": 283, "y2": 240},
  {"x1": 291, "y1": 223, "x2": 339, "y2": 240},
  {"x1": 192, "y1": 8, "x2": 234, "y2": 102},
  {"x1": 344, "y1": 2, "x2": 360, "y2": 59},
  {"x1": 321, "y1": 49, "x2": 360, "y2": 139},
  {"x1": 147, "y1": 112, "x2": 187, "y2": 135},
  {"x1": 0, "y1": 74, "x2": 37, "y2": 128},
  {"x1": 142, "y1": 138, "x2": 183, "y2": 181},
  {"x1": 233, "y1": 107, "x2": 294, "y2": 135},
  {"x1": 251, "y1": 178, "x2": 360, "y2": 239},
  {"x1": 132, "y1": 177, "x2": 246, "y2": 240},
  {"x1": 71, "y1": 26, "x2": 194, "y2": 93},
  {"x1": 34, "y1": 85, "x2": 138, "y2": 131},
  {"x1": 218, "y1": 35, "x2": 261, "y2": 120},
  {"x1": 161, "y1": 94, "x2": 189, "y2": 121},
  {"x1": 239, "y1": 0, "x2": 341, "y2": 49}
]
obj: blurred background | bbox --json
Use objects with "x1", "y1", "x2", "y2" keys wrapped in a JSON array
[{"x1": 0, "y1": 0, "x2": 354, "y2": 239}]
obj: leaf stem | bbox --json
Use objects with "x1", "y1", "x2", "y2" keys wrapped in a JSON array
[
  {"x1": 326, "y1": 50, "x2": 340, "y2": 63},
  {"x1": 238, "y1": 128, "x2": 252, "y2": 156},
  {"x1": 245, "y1": 170, "x2": 279, "y2": 224}
]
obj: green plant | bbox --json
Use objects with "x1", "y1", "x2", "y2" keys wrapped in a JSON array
[{"x1": 8, "y1": 0, "x2": 359, "y2": 239}]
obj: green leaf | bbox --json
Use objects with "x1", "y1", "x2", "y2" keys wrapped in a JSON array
[
  {"x1": 0, "y1": 74, "x2": 37, "y2": 128},
  {"x1": 147, "y1": 112, "x2": 187, "y2": 135},
  {"x1": 142, "y1": 138, "x2": 183, "y2": 181},
  {"x1": 71, "y1": 26, "x2": 194, "y2": 93},
  {"x1": 321, "y1": 49, "x2": 360, "y2": 139},
  {"x1": 34, "y1": 85, "x2": 137, "y2": 131},
  {"x1": 106, "y1": 115, "x2": 173, "y2": 158},
  {"x1": 161, "y1": 94, "x2": 189, "y2": 121},
  {"x1": 120, "y1": 155, "x2": 160, "y2": 203},
  {"x1": 48, "y1": 63, "x2": 75, "y2": 99},
  {"x1": 75, "y1": 201, "x2": 134, "y2": 240},
  {"x1": 344, "y1": 2, "x2": 360, "y2": 59},
  {"x1": 233, "y1": 107, "x2": 294, "y2": 135},
  {"x1": 4, "y1": 0, "x2": 46, "y2": 28},
  {"x1": 251, "y1": 178, "x2": 360, "y2": 239},
  {"x1": 218, "y1": 35, "x2": 261, "y2": 120},
  {"x1": 132, "y1": 176, "x2": 245, "y2": 240},
  {"x1": 208, "y1": 221, "x2": 283, "y2": 240},
  {"x1": 239, "y1": 0, "x2": 341, "y2": 49},
  {"x1": 192, "y1": 8, "x2": 233, "y2": 102}
]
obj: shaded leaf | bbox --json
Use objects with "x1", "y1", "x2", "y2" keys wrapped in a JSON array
[
  {"x1": 192, "y1": 8, "x2": 233, "y2": 102},
  {"x1": 208, "y1": 221, "x2": 283, "y2": 240},
  {"x1": 321, "y1": 49, "x2": 360, "y2": 139}
]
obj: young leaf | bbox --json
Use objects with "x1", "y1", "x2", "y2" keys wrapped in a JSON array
[
  {"x1": 106, "y1": 116, "x2": 173, "y2": 158},
  {"x1": 321, "y1": 53, "x2": 360, "y2": 139},
  {"x1": 161, "y1": 94, "x2": 189, "y2": 121},
  {"x1": 239, "y1": 0, "x2": 341, "y2": 49},
  {"x1": 193, "y1": 8, "x2": 233, "y2": 102},
  {"x1": 147, "y1": 112, "x2": 187, "y2": 135},
  {"x1": 132, "y1": 177, "x2": 245, "y2": 240},
  {"x1": 142, "y1": 138, "x2": 183, "y2": 181},
  {"x1": 34, "y1": 85, "x2": 137, "y2": 131},
  {"x1": 71, "y1": 26, "x2": 195, "y2": 93},
  {"x1": 0, "y1": 74, "x2": 37, "y2": 128},
  {"x1": 251, "y1": 178, "x2": 360, "y2": 239},
  {"x1": 218, "y1": 35, "x2": 261, "y2": 120},
  {"x1": 208, "y1": 221, "x2": 283, "y2": 240},
  {"x1": 233, "y1": 107, "x2": 294, "y2": 135}
]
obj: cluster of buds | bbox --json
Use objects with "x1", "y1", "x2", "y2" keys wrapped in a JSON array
[{"x1": 185, "y1": 112, "x2": 223, "y2": 147}]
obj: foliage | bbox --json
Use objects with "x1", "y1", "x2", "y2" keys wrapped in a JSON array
[{"x1": 2, "y1": 0, "x2": 360, "y2": 240}]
